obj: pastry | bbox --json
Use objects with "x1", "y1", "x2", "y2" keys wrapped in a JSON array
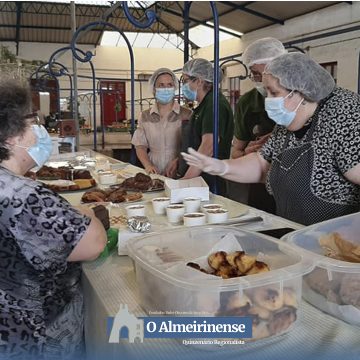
[
  {"x1": 283, "y1": 287, "x2": 298, "y2": 308},
  {"x1": 339, "y1": 274, "x2": 360, "y2": 308},
  {"x1": 245, "y1": 261, "x2": 270, "y2": 275},
  {"x1": 252, "y1": 320, "x2": 270, "y2": 340},
  {"x1": 268, "y1": 306, "x2": 297, "y2": 336},
  {"x1": 208, "y1": 251, "x2": 227, "y2": 270},
  {"x1": 81, "y1": 190, "x2": 107, "y2": 203},
  {"x1": 92, "y1": 205, "x2": 110, "y2": 230},
  {"x1": 253, "y1": 287, "x2": 284, "y2": 311},
  {"x1": 248, "y1": 305, "x2": 271, "y2": 320},
  {"x1": 225, "y1": 292, "x2": 252, "y2": 310}
]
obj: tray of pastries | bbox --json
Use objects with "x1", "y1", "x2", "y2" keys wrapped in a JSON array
[
  {"x1": 25, "y1": 165, "x2": 96, "y2": 192},
  {"x1": 81, "y1": 187, "x2": 143, "y2": 204},
  {"x1": 113, "y1": 172, "x2": 164, "y2": 192}
]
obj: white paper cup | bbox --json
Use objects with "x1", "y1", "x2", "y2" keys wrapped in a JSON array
[
  {"x1": 183, "y1": 212, "x2": 206, "y2": 227},
  {"x1": 206, "y1": 208, "x2": 229, "y2": 224},
  {"x1": 166, "y1": 204, "x2": 185, "y2": 224},
  {"x1": 201, "y1": 203, "x2": 223, "y2": 212},
  {"x1": 126, "y1": 204, "x2": 146, "y2": 217},
  {"x1": 152, "y1": 197, "x2": 171, "y2": 215},
  {"x1": 183, "y1": 197, "x2": 201, "y2": 213}
]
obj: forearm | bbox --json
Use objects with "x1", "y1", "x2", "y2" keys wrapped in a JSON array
[
  {"x1": 183, "y1": 135, "x2": 213, "y2": 178},
  {"x1": 231, "y1": 138, "x2": 248, "y2": 159},
  {"x1": 182, "y1": 165, "x2": 202, "y2": 179},
  {"x1": 221, "y1": 152, "x2": 269, "y2": 183},
  {"x1": 135, "y1": 146, "x2": 153, "y2": 168}
]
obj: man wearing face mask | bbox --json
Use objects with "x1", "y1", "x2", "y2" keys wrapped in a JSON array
[
  {"x1": 0, "y1": 78, "x2": 107, "y2": 358},
  {"x1": 181, "y1": 53, "x2": 360, "y2": 225},
  {"x1": 132, "y1": 67, "x2": 192, "y2": 178},
  {"x1": 178, "y1": 58, "x2": 234, "y2": 196},
  {"x1": 229, "y1": 38, "x2": 287, "y2": 212}
]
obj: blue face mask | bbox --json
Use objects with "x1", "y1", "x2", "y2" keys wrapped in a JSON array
[
  {"x1": 17, "y1": 125, "x2": 53, "y2": 167},
  {"x1": 182, "y1": 82, "x2": 197, "y2": 101},
  {"x1": 155, "y1": 87, "x2": 175, "y2": 104},
  {"x1": 265, "y1": 91, "x2": 303, "y2": 127}
]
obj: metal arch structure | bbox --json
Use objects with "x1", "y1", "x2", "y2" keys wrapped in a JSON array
[
  {"x1": 71, "y1": 22, "x2": 136, "y2": 157},
  {"x1": 220, "y1": 58, "x2": 249, "y2": 81},
  {"x1": 48, "y1": 46, "x2": 97, "y2": 150},
  {"x1": 30, "y1": 64, "x2": 61, "y2": 115},
  {"x1": 46, "y1": 58, "x2": 74, "y2": 117},
  {"x1": 70, "y1": 4, "x2": 156, "y2": 164},
  {"x1": 183, "y1": 1, "x2": 220, "y2": 194}
]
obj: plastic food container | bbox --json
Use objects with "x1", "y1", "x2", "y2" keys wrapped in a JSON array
[
  {"x1": 127, "y1": 226, "x2": 313, "y2": 342},
  {"x1": 283, "y1": 212, "x2": 360, "y2": 326}
]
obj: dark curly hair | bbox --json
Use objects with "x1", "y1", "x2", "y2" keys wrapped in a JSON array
[{"x1": 0, "y1": 77, "x2": 31, "y2": 162}]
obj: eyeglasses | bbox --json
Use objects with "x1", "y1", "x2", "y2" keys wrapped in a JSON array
[
  {"x1": 181, "y1": 76, "x2": 197, "y2": 85},
  {"x1": 23, "y1": 113, "x2": 41, "y2": 126},
  {"x1": 248, "y1": 72, "x2": 263, "y2": 82}
]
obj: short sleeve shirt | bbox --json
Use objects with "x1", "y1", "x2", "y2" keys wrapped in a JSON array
[
  {"x1": 260, "y1": 87, "x2": 360, "y2": 205},
  {"x1": 192, "y1": 90, "x2": 234, "y2": 159},
  {"x1": 132, "y1": 102, "x2": 192, "y2": 173},
  {"x1": 0, "y1": 166, "x2": 91, "y2": 357},
  {"x1": 234, "y1": 88, "x2": 275, "y2": 141}
]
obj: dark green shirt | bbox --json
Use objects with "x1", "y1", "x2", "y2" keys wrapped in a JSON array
[
  {"x1": 234, "y1": 88, "x2": 275, "y2": 141},
  {"x1": 191, "y1": 90, "x2": 234, "y2": 159}
]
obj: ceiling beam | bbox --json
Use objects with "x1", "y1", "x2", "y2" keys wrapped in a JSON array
[
  {"x1": 0, "y1": 24, "x2": 103, "y2": 32},
  {"x1": 220, "y1": 1, "x2": 284, "y2": 25},
  {"x1": 157, "y1": 5, "x2": 242, "y2": 38},
  {"x1": 15, "y1": 2, "x2": 23, "y2": 55}
]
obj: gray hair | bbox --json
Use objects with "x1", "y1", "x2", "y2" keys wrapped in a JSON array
[
  {"x1": 148, "y1": 68, "x2": 178, "y2": 91},
  {"x1": 0, "y1": 77, "x2": 31, "y2": 162},
  {"x1": 242, "y1": 37, "x2": 287, "y2": 67},
  {"x1": 264, "y1": 53, "x2": 335, "y2": 102}
]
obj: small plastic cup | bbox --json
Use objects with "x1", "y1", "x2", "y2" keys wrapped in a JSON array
[
  {"x1": 166, "y1": 204, "x2": 185, "y2": 224},
  {"x1": 183, "y1": 212, "x2": 206, "y2": 227},
  {"x1": 183, "y1": 197, "x2": 201, "y2": 213},
  {"x1": 206, "y1": 208, "x2": 229, "y2": 224},
  {"x1": 152, "y1": 197, "x2": 171, "y2": 215},
  {"x1": 201, "y1": 203, "x2": 223, "y2": 212},
  {"x1": 126, "y1": 204, "x2": 146, "y2": 217}
]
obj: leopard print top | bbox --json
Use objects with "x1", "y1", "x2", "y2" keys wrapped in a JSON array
[{"x1": 0, "y1": 166, "x2": 91, "y2": 359}]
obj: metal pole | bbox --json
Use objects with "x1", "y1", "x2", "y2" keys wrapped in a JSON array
[{"x1": 71, "y1": 1, "x2": 79, "y2": 151}]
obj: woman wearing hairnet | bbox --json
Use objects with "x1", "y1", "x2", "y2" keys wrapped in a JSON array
[
  {"x1": 182, "y1": 53, "x2": 360, "y2": 225},
  {"x1": 132, "y1": 68, "x2": 192, "y2": 178},
  {"x1": 179, "y1": 58, "x2": 234, "y2": 195}
]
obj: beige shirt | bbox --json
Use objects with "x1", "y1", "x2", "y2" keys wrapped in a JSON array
[{"x1": 132, "y1": 102, "x2": 192, "y2": 174}]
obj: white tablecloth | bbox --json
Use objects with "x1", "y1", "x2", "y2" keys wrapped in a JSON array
[{"x1": 58, "y1": 152, "x2": 360, "y2": 360}]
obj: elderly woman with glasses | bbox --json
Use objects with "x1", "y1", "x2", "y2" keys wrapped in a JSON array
[
  {"x1": 178, "y1": 58, "x2": 234, "y2": 195},
  {"x1": 132, "y1": 68, "x2": 192, "y2": 178},
  {"x1": 0, "y1": 78, "x2": 106, "y2": 358},
  {"x1": 182, "y1": 53, "x2": 360, "y2": 225}
]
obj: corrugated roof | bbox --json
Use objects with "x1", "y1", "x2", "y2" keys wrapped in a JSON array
[{"x1": 0, "y1": 1, "x2": 349, "y2": 50}]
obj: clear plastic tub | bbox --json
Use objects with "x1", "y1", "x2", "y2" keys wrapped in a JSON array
[
  {"x1": 283, "y1": 212, "x2": 360, "y2": 326},
  {"x1": 127, "y1": 226, "x2": 314, "y2": 341}
]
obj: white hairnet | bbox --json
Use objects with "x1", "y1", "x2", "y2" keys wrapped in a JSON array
[
  {"x1": 148, "y1": 68, "x2": 178, "y2": 91},
  {"x1": 242, "y1": 37, "x2": 287, "y2": 67},
  {"x1": 264, "y1": 53, "x2": 335, "y2": 102},
  {"x1": 182, "y1": 58, "x2": 222, "y2": 83}
]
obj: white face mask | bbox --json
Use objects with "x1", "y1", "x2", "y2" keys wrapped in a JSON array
[{"x1": 255, "y1": 82, "x2": 267, "y2": 97}]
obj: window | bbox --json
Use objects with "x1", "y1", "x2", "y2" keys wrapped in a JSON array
[{"x1": 320, "y1": 62, "x2": 337, "y2": 84}]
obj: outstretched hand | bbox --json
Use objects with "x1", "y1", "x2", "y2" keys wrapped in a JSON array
[{"x1": 180, "y1": 148, "x2": 228, "y2": 176}]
